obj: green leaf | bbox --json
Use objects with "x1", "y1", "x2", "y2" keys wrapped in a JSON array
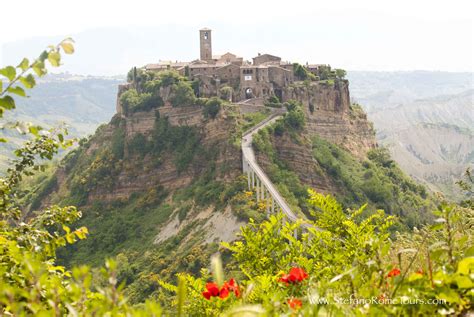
[
  {"x1": 0, "y1": 66, "x2": 16, "y2": 81},
  {"x1": 466, "y1": 245, "x2": 474, "y2": 257},
  {"x1": 58, "y1": 134, "x2": 64, "y2": 142},
  {"x1": 75, "y1": 229, "x2": 87, "y2": 240},
  {"x1": 7, "y1": 86, "x2": 26, "y2": 97},
  {"x1": 32, "y1": 61, "x2": 47, "y2": 76},
  {"x1": 62, "y1": 225, "x2": 71, "y2": 234},
  {"x1": 407, "y1": 272, "x2": 424, "y2": 282},
  {"x1": 39, "y1": 50, "x2": 49, "y2": 62},
  {"x1": 457, "y1": 257, "x2": 474, "y2": 275},
  {"x1": 66, "y1": 233, "x2": 75, "y2": 244},
  {"x1": 48, "y1": 51, "x2": 61, "y2": 67},
  {"x1": 20, "y1": 74, "x2": 36, "y2": 89},
  {"x1": 0, "y1": 96, "x2": 15, "y2": 110},
  {"x1": 60, "y1": 41, "x2": 75, "y2": 54},
  {"x1": 437, "y1": 288, "x2": 461, "y2": 303},
  {"x1": 17, "y1": 58, "x2": 29, "y2": 71},
  {"x1": 0, "y1": 138, "x2": 7, "y2": 143},
  {"x1": 455, "y1": 275, "x2": 473, "y2": 289}
]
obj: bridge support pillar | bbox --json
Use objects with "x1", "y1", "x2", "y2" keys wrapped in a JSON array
[
  {"x1": 266, "y1": 191, "x2": 270, "y2": 214},
  {"x1": 256, "y1": 178, "x2": 260, "y2": 201},
  {"x1": 247, "y1": 170, "x2": 252, "y2": 190}
]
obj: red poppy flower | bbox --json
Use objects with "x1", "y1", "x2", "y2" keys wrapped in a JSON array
[
  {"x1": 223, "y1": 278, "x2": 241, "y2": 298},
  {"x1": 387, "y1": 268, "x2": 401, "y2": 278},
  {"x1": 219, "y1": 286, "x2": 229, "y2": 299},
  {"x1": 287, "y1": 298, "x2": 302, "y2": 310},
  {"x1": 279, "y1": 267, "x2": 308, "y2": 285},
  {"x1": 202, "y1": 282, "x2": 220, "y2": 300},
  {"x1": 416, "y1": 269, "x2": 424, "y2": 275},
  {"x1": 202, "y1": 279, "x2": 241, "y2": 300},
  {"x1": 289, "y1": 267, "x2": 308, "y2": 282}
]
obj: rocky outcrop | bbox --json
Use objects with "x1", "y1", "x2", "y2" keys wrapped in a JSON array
[
  {"x1": 255, "y1": 133, "x2": 337, "y2": 194},
  {"x1": 253, "y1": 80, "x2": 378, "y2": 195},
  {"x1": 288, "y1": 80, "x2": 377, "y2": 158}
]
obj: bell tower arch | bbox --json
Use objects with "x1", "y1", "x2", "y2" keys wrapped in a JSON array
[{"x1": 200, "y1": 28, "x2": 212, "y2": 61}]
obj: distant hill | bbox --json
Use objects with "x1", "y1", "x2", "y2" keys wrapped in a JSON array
[
  {"x1": 0, "y1": 74, "x2": 123, "y2": 170},
  {"x1": 347, "y1": 71, "x2": 473, "y2": 111},
  {"x1": 348, "y1": 71, "x2": 474, "y2": 200}
]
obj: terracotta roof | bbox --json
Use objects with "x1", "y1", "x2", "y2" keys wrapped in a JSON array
[
  {"x1": 253, "y1": 53, "x2": 281, "y2": 60},
  {"x1": 189, "y1": 64, "x2": 219, "y2": 68},
  {"x1": 216, "y1": 63, "x2": 239, "y2": 70},
  {"x1": 145, "y1": 64, "x2": 168, "y2": 70},
  {"x1": 268, "y1": 65, "x2": 291, "y2": 72}
]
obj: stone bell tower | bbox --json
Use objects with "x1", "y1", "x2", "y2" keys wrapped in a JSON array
[{"x1": 200, "y1": 28, "x2": 212, "y2": 61}]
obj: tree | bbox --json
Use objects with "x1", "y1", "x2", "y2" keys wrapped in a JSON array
[
  {"x1": 335, "y1": 68, "x2": 347, "y2": 79},
  {"x1": 293, "y1": 63, "x2": 308, "y2": 80}
]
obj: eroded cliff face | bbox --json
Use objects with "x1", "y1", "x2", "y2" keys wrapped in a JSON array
[
  {"x1": 84, "y1": 105, "x2": 241, "y2": 203},
  {"x1": 255, "y1": 133, "x2": 338, "y2": 194},
  {"x1": 254, "y1": 80, "x2": 378, "y2": 195},
  {"x1": 288, "y1": 80, "x2": 377, "y2": 158}
]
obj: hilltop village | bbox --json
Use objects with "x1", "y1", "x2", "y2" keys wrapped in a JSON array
[
  {"x1": 141, "y1": 28, "x2": 343, "y2": 102},
  {"x1": 114, "y1": 28, "x2": 372, "y2": 158}
]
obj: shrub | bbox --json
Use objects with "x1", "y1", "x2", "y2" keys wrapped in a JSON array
[
  {"x1": 111, "y1": 127, "x2": 125, "y2": 159},
  {"x1": 128, "y1": 133, "x2": 150, "y2": 156},
  {"x1": 283, "y1": 100, "x2": 305, "y2": 130},
  {"x1": 191, "y1": 79, "x2": 200, "y2": 97},
  {"x1": 318, "y1": 65, "x2": 332, "y2": 80},
  {"x1": 120, "y1": 89, "x2": 163, "y2": 113},
  {"x1": 203, "y1": 97, "x2": 222, "y2": 119},
  {"x1": 170, "y1": 81, "x2": 196, "y2": 107},
  {"x1": 219, "y1": 86, "x2": 233, "y2": 101},
  {"x1": 119, "y1": 89, "x2": 140, "y2": 113}
]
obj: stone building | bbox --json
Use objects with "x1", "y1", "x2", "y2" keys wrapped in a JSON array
[
  {"x1": 200, "y1": 28, "x2": 212, "y2": 61},
  {"x1": 252, "y1": 53, "x2": 281, "y2": 66},
  {"x1": 143, "y1": 28, "x2": 324, "y2": 102}
]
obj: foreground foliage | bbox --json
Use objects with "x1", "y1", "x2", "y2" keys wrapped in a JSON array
[
  {"x1": 161, "y1": 191, "x2": 473, "y2": 316},
  {"x1": 0, "y1": 40, "x2": 162, "y2": 316}
]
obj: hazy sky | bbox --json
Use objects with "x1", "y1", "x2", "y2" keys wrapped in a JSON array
[{"x1": 1, "y1": 0, "x2": 473, "y2": 73}]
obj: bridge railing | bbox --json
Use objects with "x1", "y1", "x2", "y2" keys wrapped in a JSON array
[{"x1": 241, "y1": 111, "x2": 299, "y2": 222}]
